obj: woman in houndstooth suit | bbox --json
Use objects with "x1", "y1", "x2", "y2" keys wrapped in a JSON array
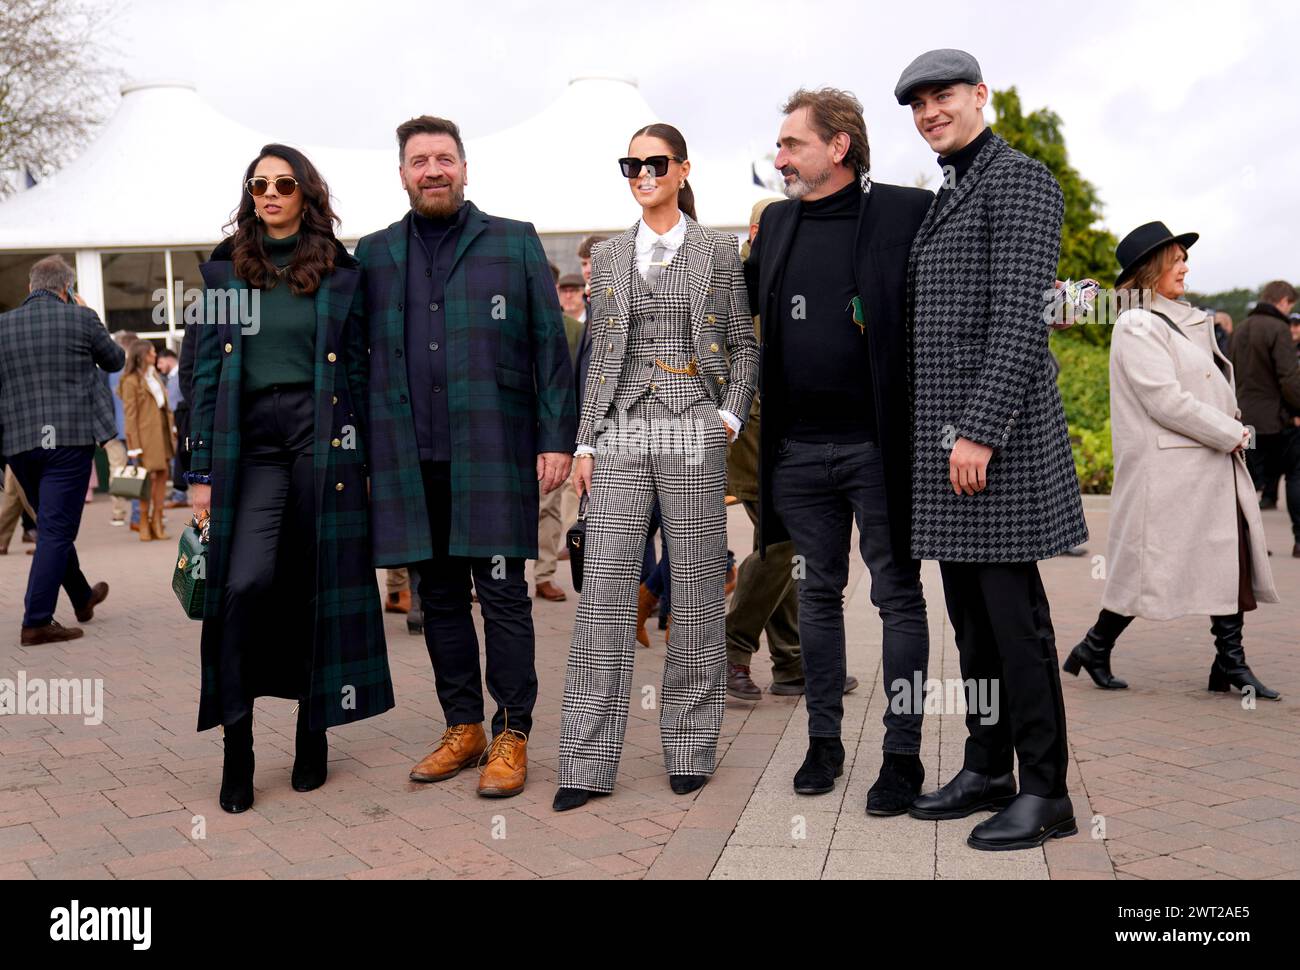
[{"x1": 554, "y1": 124, "x2": 759, "y2": 811}]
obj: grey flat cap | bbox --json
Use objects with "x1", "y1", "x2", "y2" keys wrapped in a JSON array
[{"x1": 894, "y1": 49, "x2": 983, "y2": 105}]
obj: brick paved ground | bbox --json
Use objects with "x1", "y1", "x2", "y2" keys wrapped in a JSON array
[{"x1": 1, "y1": 492, "x2": 1296, "y2": 879}]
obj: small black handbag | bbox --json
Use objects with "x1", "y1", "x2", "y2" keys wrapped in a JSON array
[{"x1": 565, "y1": 495, "x2": 589, "y2": 593}]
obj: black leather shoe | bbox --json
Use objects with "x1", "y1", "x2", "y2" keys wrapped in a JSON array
[
  {"x1": 219, "y1": 715, "x2": 255, "y2": 814},
  {"x1": 866, "y1": 753, "x2": 925, "y2": 817},
  {"x1": 553, "y1": 787, "x2": 607, "y2": 812},
  {"x1": 1063, "y1": 629, "x2": 1129, "y2": 690},
  {"x1": 291, "y1": 702, "x2": 328, "y2": 793},
  {"x1": 793, "y1": 737, "x2": 845, "y2": 795},
  {"x1": 967, "y1": 793, "x2": 1077, "y2": 851},
  {"x1": 669, "y1": 774, "x2": 707, "y2": 795},
  {"x1": 908, "y1": 768, "x2": 1016, "y2": 820}
]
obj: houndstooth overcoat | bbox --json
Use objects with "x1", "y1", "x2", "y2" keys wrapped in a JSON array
[{"x1": 907, "y1": 132, "x2": 1087, "y2": 563}]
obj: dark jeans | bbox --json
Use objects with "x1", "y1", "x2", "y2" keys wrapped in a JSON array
[
  {"x1": 8, "y1": 445, "x2": 95, "y2": 628},
  {"x1": 771, "y1": 438, "x2": 929, "y2": 752},
  {"x1": 221, "y1": 386, "x2": 316, "y2": 725},
  {"x1": 415, "y1": 461, "x2": 537, "y2": 737},
  {"x1": 939, "y1": 561, "x2": 1069, "y2": 799}
]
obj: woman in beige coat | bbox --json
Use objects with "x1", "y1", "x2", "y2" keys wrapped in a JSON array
[
  {"x1": 1064, "y1": 223, "x2": 1279, "y2": 699},
  {"x1": 118, "y1": 340, "x2": 175, "y2": 542}
]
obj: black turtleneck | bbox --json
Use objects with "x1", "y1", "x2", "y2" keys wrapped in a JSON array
[
  {"x1": 935, "y1": 126, "x2": 993, "y2": 213},
  {"x1": 775, "y1": 179, "x2": 876, "y2": 444}
]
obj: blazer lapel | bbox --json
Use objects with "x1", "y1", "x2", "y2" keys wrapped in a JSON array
[
  {"x1": 915, "y1": 132, "x2": 1005, "y2": 244},
  {"x1": 447, "y1": 202, "x2": 490, "y2": 280},
  {"x1": 684, "y1": 218, "x2": 714, "y2": 342},
  {"x1": 607, "y1": 226, "x2": 637, "y2": 324}
]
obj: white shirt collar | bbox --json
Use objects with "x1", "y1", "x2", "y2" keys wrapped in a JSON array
[{"x1": 635, "y1": 212, "x2": 687, "y2": 256}]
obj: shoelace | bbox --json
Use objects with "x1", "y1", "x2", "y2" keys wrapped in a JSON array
[
  {"x1": 481, "y1": 728, "x2": 527, "y2": 770},
  {"x1": 437, "y1": 724, "x2": 470, "y2": 750}
]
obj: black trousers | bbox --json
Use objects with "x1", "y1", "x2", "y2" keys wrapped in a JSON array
[
  {"x1": 8, "y1": 445, "x2": 94, "y2": 628},
  {"x1": 220, "y1": 386, "x2": 316, "y2": 725},
  {"x1": 415, "y1": 461, "x2": 536, "y2": 737},
  {"x1": 938, "y1": 561, "x2": 1069, "y2": 798}
]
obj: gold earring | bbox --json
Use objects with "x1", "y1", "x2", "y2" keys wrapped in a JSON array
[{"x1": 680, "y1": 181, "x2": 685, "y2": 189}]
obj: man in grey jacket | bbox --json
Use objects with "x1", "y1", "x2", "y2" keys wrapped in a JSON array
[
  {"x1": 895, "y1": 50, "x2": 1087, "y2": 851},
  {"x1": 0, "y1": 256, "x2": 123, "y2": 644}
]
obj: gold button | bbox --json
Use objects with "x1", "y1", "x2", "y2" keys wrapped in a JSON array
[
  {"x1": 335, "y1": 482, "x2": 344, "y2": 492},
  {"x1": 717, "y1": 376, "x2": 726, "y2": 385},
  {"x1": 650, "y1": 382, "x2": 658, "y2": 390},
  {"x1": 331, "y1": 395, "x2": 338, "y2": 404},
  {"x1": 709, "y1": 343, "x2": 719, "y2": 353},
  {"x1": 223, "y1": 342, "x2": 232, "y2": 353},
  {"x1": 327, "y1": 352, "x2": 337, "y2": 363},
  {"x1": 331, "y1": 438, "x2": 341, "y2": 448},
  {"x1": 607, "y1": 342, "x2": 614, "y2": 351},
  {"x1": 599, "y1": 376, "x2": 606, "y2": 384},
  {"x1": 706, "y1": 314, "x2": 716, "y2": 324},
  {"x1": 706, "y1": 287, "x2": 713, "y2": 296},
  {"x1": 607, "y1": 317, "x2": 614, "y2": 325},
  {"x1": 606, "y1": 287, "x2": 613, "y2": 296}
]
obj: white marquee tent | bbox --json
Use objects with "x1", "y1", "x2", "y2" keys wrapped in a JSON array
[{"x1": 0, "y1": 76, "x2": 773, "y2": 332}]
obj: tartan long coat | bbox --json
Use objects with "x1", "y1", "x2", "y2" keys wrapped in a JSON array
[
  {"x1": 907, "y1": 132, "x2": 1088, "y2": 563},
  {"x1": 186, "y1": 238, "x2": 394, "y2": 732},
  {"x1": 356, "y1": 203, "x2": 577, "y2": 565}
]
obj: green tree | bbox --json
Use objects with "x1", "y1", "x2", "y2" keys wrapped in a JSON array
[{"x1": 992, "y1": 87, "x2": 1117, "y2": 347}]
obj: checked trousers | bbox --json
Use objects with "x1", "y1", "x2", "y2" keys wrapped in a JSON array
[{"x1": 558, "y1": 396, "x2": 730, "y2": 792}]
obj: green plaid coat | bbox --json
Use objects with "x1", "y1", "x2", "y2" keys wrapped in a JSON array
[
  {"x1": 187, "y1": 238, "x2": 394, "y2": 732},
  {"x1": 356, "y1": 204, "x2": 576, "y2": 565}
]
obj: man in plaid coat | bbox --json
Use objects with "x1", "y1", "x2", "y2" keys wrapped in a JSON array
[
  {"x1": 0, "y1": 256, "x2": 122, "y2": 644},
  {"x1": 896, "y1": 50, "x2": 1086, "y2": 851},
  {"x1": 357, "y1": 116, "x2": 576, "y2": 798}
]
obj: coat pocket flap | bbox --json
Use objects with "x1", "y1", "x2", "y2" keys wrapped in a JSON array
[
  {"x1": 495, "y1": 363, "x2": 534, "y2": 392},
  {"x1": 1156, "y1": 431, "x2": 1203, "y2": 449}
]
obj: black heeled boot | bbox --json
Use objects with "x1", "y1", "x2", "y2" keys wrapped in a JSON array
[
  {"x1": 1208, "y1": 614, "x2": 1280, "y2": 700},
  {"x1": 1063, "y1": 610, "x2": 1132, "y2": 690},
  {"x1": 219, "y1": 714, "x2": 254, "y2": 814},
  {"x1": 291, "y1": 701, "x2": 329, "y2": 792}
]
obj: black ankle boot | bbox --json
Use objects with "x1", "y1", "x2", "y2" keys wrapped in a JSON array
[
  {"x1": 291, "y1": 701, "x2": 328, "y2": 792},
  {"x1": 793, "y1": 737, "x2": 845, "y2": 795},
  {"x1": 553, "y1": 787, "x2": 595, "y2": 812},
  {"x1": 1208, "y1": 614, "x2": 1279, "y2": 700},
  {"x1": 866, "y1": 753, "x2": 926, "y2": 816},
  {"x1": 1063, "y1": 610, "x2": 1132, "y2": 689},
  {"x1": 219, "y1": 714, "x2": 254, "y2": 814},
  {"x1": 669, "y1": 774, "x2": 707, "y2": 795}
]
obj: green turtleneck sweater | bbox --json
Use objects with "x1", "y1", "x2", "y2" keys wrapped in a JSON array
[{"x1": 240, "y1": 232, "x2": 318, "y2": 395}]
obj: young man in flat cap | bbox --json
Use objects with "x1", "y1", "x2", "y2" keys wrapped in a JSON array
[{"x1": 896, "y1": 49, "x2": 1087, "y2": 850}]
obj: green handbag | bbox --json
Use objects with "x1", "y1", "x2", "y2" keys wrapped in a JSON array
[
  {"x1": 109, "y1": 462, "x2": 150, "y2": 500},
  {"x1": 172, "y1": 512, "x2": 209, "y2": 620}
]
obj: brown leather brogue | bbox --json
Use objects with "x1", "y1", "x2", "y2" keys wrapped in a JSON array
[
  {"x1": 636, "y1": 583, "x2": 658, "y2": 648},
  {"x1": 477, "y1": 729, "x2": 528, "y2": 798},
  {"x1": 409, "y1": 723, "x2": 487, "y2": 783}
]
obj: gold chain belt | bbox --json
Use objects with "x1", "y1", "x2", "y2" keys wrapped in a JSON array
[{"x1": 654, "y1": 358, "x2": 699, "y2": 376}]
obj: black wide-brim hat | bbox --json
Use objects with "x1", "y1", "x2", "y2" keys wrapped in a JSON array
[{"x1": 1115, "y1": 221, "x2": 1199, "y2": 285}]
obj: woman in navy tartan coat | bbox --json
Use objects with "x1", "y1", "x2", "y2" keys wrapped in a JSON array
[{"x1": 185, "y1": 145, "x2": 393, "y2": 814}]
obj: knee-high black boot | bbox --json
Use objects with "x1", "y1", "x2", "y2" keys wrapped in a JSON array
[
  {"x1": 291, "y1": 700, "x2": 329, "y2": 792},
  {"x1": 219, "y1": 713, "x2": 255, "y2": 813},
  {"x1": 1208, "y1": 614, "x2": 1279, "y2": 700},
  {"x1": 1063, "y1": 609, "x2": 1133, "y2": 690}
]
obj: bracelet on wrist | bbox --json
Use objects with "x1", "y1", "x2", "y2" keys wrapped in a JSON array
[{"x1": 185, "y1": 472, "x2": 213, "y2": 485}]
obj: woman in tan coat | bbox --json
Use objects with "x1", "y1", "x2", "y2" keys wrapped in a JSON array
[
  {"x1": 1065, "y1": 223, "x2": 1279, "y2": 699},
  {"x1": 118, "y1": 340, "x2": 175, "y2": 542}
]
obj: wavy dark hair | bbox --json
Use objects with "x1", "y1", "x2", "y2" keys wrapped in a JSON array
[
  {"x1": 225, "y1": 143, "x2": 340, "y2": 295},
  {"x1": 630, "y1": 123, "x2": 696, "y2": 221}
]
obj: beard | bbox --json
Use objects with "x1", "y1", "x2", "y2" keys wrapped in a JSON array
[
  {"x1": 780, "y1": 165, "x2": 831, "y2": 200},
  {"x1": 407, "y1": 178, "x2": 465, "y2": 218}
]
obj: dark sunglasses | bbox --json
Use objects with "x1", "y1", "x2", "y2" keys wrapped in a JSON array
[
  {"x1": 618, "y1": 155, "x2": 683, "y2": 179},
  {"x1": 244, "y1": 175, "x2": 299, "y2": 197}
]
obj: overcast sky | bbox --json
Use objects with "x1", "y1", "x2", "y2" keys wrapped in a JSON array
[{"x1": 101, "y1": 0, "x2": 1296, "y2": 292}]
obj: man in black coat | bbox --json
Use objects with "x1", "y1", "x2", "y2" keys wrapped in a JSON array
[
  {"x1": 745, "y1": 87, "x2": 933, "y2": 816},
  {"x1": 1229, "y1": 281, "x2": 1300, "y2": 555}
]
